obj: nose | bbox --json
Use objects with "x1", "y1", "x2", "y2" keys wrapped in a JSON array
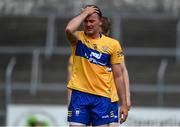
[{"x1": 86, "y1": 21, "x2": 91, "y2": 26}]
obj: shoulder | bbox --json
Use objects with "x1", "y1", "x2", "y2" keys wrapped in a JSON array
[
  {"x1": 69, "y1": 55, "x2": 73, "y2": 64},
  {"x1": 76, "y1": 31, "x2": 84, "y2": 37},
  {"x1": 103, "y1": 35, "x2": 121, "y2": 46}
]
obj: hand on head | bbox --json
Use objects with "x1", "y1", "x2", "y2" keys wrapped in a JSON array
[{"x1": 81, "y1": 5, "x2": 101, "y2": 17}]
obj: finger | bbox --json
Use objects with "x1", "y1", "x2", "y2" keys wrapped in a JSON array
[
  {"x1": 80, "y1": 8, "x2": 84, "y2": 13},
  {"x1": 94, "y1": 11, "x2": 100, "y2": 15},
  {"x1": 120, "y1": 114, "x2": 127, "y2": 124},
  {"x1": 93, "y1": 8, "x2": 99, "y2": 12},
  {"x1": 80, "y1": 8, "x2": 84, "y2": 12},
  {"x1": 120, "y1": 119, "x2": 125, "y2": 124}
]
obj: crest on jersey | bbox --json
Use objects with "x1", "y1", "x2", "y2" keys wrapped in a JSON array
[{"x1": 102, "y1": 46, "x2": 108, "y2": 52}]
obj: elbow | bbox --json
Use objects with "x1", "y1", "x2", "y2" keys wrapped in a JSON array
[{"x1": 65, "y1": 27, "x2": 73, "y2": 34}]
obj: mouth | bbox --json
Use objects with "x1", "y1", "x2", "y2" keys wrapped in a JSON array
[{"x1": 86, "y1": 27, "x2": 93, "y2": 31}]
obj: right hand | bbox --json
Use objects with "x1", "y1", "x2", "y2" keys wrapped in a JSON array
[
  {"x1": 119, "y1": 104, "x2": 128, "y2": 124},
  {"x1": 81, "y1": 6, "x2": 99, "y2": 16}
]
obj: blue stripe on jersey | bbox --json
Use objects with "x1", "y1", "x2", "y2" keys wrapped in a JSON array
[{"x1": 75, "y1": 41, "x2": 111, "y2": 67}]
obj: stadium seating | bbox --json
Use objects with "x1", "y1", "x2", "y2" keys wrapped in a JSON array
[
  {"x1": 11, "y1": 90, "x2": 67, "y2": 104},
  {"x1": 40, "y1": 54, "x2": 69, "y2": 83},
  {"x1": 122, "y1": 18, "x2": 177, "y2": 48},
  {"x1": 0, "y1": 16, "x2": 47, "y2": 47},
  {"x1": 126, "y1": 56, "x2": 161, "y2": 84},
  {"x1": 165, "y1": 62, "x2": 180, "y2": 84},
  {"x1": 56, "y1": 18, "x2": 71, "y2": 47}
]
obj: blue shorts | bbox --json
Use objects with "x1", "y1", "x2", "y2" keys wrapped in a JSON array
[
  {"x1": 68, "y1": 90, "x2": 111, "y2": 126},
  {"x1": 110, "y1": 102, "x2": 119, "y2": 123}
]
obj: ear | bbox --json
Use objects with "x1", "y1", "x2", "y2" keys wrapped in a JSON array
[{"x1": 99, "y1": 20, "x2": 102, "y2": 26}]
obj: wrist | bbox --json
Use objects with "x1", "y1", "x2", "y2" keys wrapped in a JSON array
[
  {"x1": 121, "y1": 98, "x2": 127, "y2": 106},
  {"x1": 80, "y1": 11, "x2": 88, "y2": 18},
  {"x1": 83, "y1": 11, "x2": 89, "y2": 16},
  {"x1": 121, "y1": 103, "x2": 128, "y2": 107}
]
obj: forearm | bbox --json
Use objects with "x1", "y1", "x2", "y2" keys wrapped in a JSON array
[
  {"x1": 122, "y1": 62, "x2": 131, "y2": 108},
  {"x1": 115, "y1": 75, "x2": 127, "y2": 106},
  {"x1": 123, "y1": 70, "x2": 130, "y2": 98},
  {"x1": 66, "y1": 12, "x2": 88, "y2": 33},
  {"x1": 112, "y1": 64, "x2": 127, "y2": 106}
]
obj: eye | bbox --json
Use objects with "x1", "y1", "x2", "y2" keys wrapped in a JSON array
[
  {"x1": 84, "y1": 20, "x2": 88, "y2": 23},
  {"x1": 89, "y1": 20, "x2": 95, "y2": 23}
]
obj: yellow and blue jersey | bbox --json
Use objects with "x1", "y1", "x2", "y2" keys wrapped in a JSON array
[
  {"x1": 68, "y1": 55, "x2": 73, "y2": 81},
  {"x1": 67, "y1": 31, "x2": 124, "y2": 98}
]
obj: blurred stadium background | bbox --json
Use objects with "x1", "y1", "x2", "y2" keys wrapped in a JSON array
[{"x1": 0, "y1": 0, "x2": 180, "y2": 126}]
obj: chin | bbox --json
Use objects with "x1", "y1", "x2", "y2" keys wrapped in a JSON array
[{"x1": 85, "y1": 31, "x2": 94, "y2": 35}]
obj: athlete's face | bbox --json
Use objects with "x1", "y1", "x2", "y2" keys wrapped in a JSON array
[{"x1": 83, "y1": 13, "x2": 102, "y2": 36}]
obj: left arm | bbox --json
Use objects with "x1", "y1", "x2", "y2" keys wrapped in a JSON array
[
  {"x1": 112, "y1": 63, "x2": 128, "y2": 123},
  {"x1": 121, "y1": 61, "x2": 131, "y2": 110}
]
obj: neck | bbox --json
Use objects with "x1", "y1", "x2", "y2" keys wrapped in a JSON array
[{"x1": 86, "y1": 32, "x2": 101, "y2": 39}]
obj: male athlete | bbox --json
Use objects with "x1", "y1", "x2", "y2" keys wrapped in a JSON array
[
  {"x1": 65, "y1": 5, "x2": 128, "y2": 126},
  {"x1": 67, "y1": 16, "x2": 131, "y2": 126},
  {"x1": 100, "y1": 16, "x2": 131, "y2": 126}
]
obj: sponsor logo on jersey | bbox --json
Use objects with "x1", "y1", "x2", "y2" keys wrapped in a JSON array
[
  {"x1": 117, "y1": 50, "x2": 124, "y2": 57},
  {"x1": 76, "y1": 41, "x2": 111, "y2": 67}
]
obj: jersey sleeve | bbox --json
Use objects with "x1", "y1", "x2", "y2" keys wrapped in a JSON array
[
  {"x1": 111, "y1": 40, "x2": 124, "y2": 64},
  {"x1": 70, "y1": 31, "x2": 82, "y2": 54},
  {"x1": 70, "y1": 31, "x2": 82, "y2": 47}
]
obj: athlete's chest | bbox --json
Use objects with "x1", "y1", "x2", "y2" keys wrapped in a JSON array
[
  {"x1": 75, "y1": 40, "x2": 112, "y2": 67},
  {"x1": 81, "y1": 38, "x2": 113, "y2": 54}
]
